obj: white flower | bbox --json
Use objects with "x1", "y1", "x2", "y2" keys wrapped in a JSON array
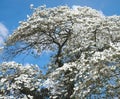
[
  {"x1": 30, "y1": 4, "x2": 34, "y2": 9},
  {"x1": 52, "y1": 96, "x2": 58, "y2": 99},
  {"x1": 28, "y1": 95, "x2": 33, "y2": 99},
  {"x1": 43, "y1": 78, "x2": 54, "y2": 88},
  {"x1": 1, "y1": 78, "x2": 6, "y2": 83}
]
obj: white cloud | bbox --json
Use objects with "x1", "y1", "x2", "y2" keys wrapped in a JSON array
[
  {"x1": 72, "y1": 5, "x2": 81, "y2": 10},
  {"x1": 0, "y1": 23, "x2": 9, "y2": 46},
  {"x1": 0, "y1": 37, "x2": 4, "y2": 45}
]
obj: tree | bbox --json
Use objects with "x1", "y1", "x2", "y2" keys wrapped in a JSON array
[
  {"x1": 0, "y1": 62, "x2": 51, "y2": 99},
  {"x1": 1, "y1": 5, "x2": 120, "y2": 98}
]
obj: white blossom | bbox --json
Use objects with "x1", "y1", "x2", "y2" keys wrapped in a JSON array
[{"x1": 2, "y1": 5, "x2": 120, "y2": 98}]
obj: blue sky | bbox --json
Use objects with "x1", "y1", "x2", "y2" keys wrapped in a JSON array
[{"x1": 0, "y1": 0, "x2": 120, "y2": 72}]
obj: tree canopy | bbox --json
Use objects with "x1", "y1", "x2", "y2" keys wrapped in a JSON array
[{"x1": 0, "y1": 5, "x2": 120, "y2": 99}]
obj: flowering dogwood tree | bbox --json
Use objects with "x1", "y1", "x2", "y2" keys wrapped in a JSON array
[
  {"x1": 1, "y1": 5, "x2": 120, "y2": 98},
  {"x1": 0, "y1": 62, "x2": 52, "y2": 99}
]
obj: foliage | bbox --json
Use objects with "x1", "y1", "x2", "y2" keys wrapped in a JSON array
[{"x1": 0, "y1": 5, "x2": 120, "y2": 98}]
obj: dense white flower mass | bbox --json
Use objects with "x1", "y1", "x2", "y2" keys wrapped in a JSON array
[
  {"x1": 0, "y1": 62, "x2": 49, "y2": 98},
  {"x1": 1, "y1": 5, "x2": 120, "y2": 98}
]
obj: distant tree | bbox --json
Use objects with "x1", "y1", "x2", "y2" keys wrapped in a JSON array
[{"x1": 1, "y1": 5, "x2": 120, "y2": 98}]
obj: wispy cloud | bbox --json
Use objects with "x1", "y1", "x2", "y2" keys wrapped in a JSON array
[
  {"x1": 72, "y1": 5, "x2": 81, "y2": 10},
  {"x1": 0, "y1": 23, "x2": 9, "y2": 46}
]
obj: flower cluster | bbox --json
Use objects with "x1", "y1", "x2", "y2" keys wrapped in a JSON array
[{"x1": 0, "y1": 62, "x2": 44, "y2": 98}]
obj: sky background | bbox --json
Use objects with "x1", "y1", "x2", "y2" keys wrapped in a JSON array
[{"x1": 0, "y1": 0, "x2": 120, "y2": 72}]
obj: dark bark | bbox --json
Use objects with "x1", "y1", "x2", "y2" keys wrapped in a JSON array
[
  {"x1": 63, "y1": 70, "x2": 74, "y2": 99},
  {"x1": 20, "y1": 87, "x2": 49, "y2": 99}
]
